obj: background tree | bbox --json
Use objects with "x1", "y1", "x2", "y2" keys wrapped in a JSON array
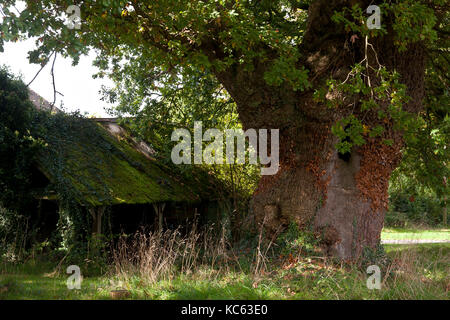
[
  {"x1": 0, "y1": 0, "x2": 448, "y2": 258},
  {"x1": 0, "y1": 67, "x2": 44, "y2": 255},
  {"x1": 390, "y1": 12, "x2": 449, "y2": 226},
  {"x1": 102, "y1": 67, "x2": 261, "y2": 239},
  {"x1": 0, "y1": 66, "x2": 41, "y2": 211}
]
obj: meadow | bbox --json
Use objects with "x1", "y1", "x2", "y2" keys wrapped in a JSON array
[{"x1": 1, "y1": 227, "x2": 448, "y2": 300}]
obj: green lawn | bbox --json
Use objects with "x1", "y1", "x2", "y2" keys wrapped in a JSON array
[
  {"x1": 1, "y1": 243, "x2": 448, "y2": 300},
  {"x1": 0, "y1": 260, "x2": 110, "y2": 300},
  {"x1": 381, "y1": 228, "x2": 450, "y2": 241}
]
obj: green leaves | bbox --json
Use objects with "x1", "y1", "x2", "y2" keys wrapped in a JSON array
[
  {"x1": 331, "y1": 115, "x2": 365, "y2": 154},
  {"x1": 389, "y1": 0, "x2": 438, "y2": 51},
  {"x1": 0, "y1": 0, "x2": 313, "y2": 91},
  {"x1": 0, "y1": 67, "x2": 42, "y2": 211},
  {"x1": 324, "y1": 59, "x2": 415, "y2": 153},
  {"x1": 0, "y1": 0, "x2": 446, "y2": 200},
  {"x1": 332, "y1": 1, "x2": 438, "y2": 52},
  {"x1": 332, "y1": 4, "x2": 387, "y2": 38},
  {"x1": 263, "y1": 56, "x2": 310, "y2": 91}
]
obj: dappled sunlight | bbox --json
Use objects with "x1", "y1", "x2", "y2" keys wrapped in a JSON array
[{"x1": 1, "y1": 243, "x2": 448, "y2": 300}]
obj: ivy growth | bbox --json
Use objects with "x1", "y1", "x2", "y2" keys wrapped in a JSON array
[
  {"x1": 321, "y1": 63, "x2": 412, "y2": 155},
  {"x1": 0, "y1": 66, "x2": 44, "y2": 212}
]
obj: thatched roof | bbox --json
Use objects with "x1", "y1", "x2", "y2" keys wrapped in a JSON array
[
  {"x1": 29, "y1": 91, "x2": 223, "y2": 207},
  {"x1": 28, "y1": 89, "x2": 60, "y2": 112}
]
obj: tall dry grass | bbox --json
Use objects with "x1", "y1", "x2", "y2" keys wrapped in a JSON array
[
  {"x1": 110, "y1": 221, "x2": 448, "y2": 299},
  {"x1": 381, "y1": 246, "x2": 449, "y2": 298},
  {"x1": 111, "y1": 225, "x2": 233, "y2": 284}
]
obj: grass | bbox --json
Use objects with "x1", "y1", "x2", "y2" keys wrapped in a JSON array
[
  {"x1": 1, "y1": 243, "x2": 448, "y2": 300},
  {"x1": 381, "y1": 228, "x2": 450, "y2": 241},
  {"x1": 0, "y1": 259, "x2": 108, "y2": 300}
]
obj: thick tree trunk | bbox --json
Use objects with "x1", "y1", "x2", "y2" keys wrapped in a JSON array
[
  {"x1": 214, "y1": 0, "x2": 426, "y2": 259},
  {"x1": 246, "y1": 98, "x2": 405, "y2": 258},
  {"x1": 250, "y1": 135, "x2": 395, "y2": 259}
]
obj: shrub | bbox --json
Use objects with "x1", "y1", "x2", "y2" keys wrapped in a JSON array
[
  {"x1": 0, "y1": 67, "x2": 42, "y2": 212},
  {"x1": 0, "y1": 205, "x2": 31, "y2": 261},
  {"x1": 387, "y1": 192, "x2": 443, "y2": 227}
]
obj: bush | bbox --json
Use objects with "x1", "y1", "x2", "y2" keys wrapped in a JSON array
[
  {"x1": 384, "y1": 211, "x2": 409, "y2": 228},
  {"x1": 0, "y1": 67, "x2": 42, "y2": 212},
  {"x1": 387, "y1": 192, "x2": 443, "y2": 227},
  {"x1": 0, "y1": 205, "x2": 31, "y2": 261}
]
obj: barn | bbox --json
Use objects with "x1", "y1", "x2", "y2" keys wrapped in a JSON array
[{"x1": 27, "y1": 91, "x2": 231, "y2": 242}]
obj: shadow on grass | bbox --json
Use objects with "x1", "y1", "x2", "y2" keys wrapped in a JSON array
[{"x1": 0, "y1": 274, "x2": 111, "y2": 300}]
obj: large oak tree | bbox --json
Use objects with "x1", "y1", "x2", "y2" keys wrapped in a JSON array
[{"x1": 1, "y1": 0, "x2": 448, "y2": 259}]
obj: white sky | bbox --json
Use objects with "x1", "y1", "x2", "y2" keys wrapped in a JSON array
[
  {"x1": 0, "y1": 1, "x2": 116, "y2": 117},
  {"x1": 0, "y1": 38, "x2": 114, "y2": 117}
]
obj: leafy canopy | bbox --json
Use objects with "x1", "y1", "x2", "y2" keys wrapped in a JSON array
[{"x1": 0, "y1": 0, "x2": 447, "y2": 198}]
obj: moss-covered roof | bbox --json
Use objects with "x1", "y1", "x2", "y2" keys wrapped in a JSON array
[{"x1": 35, "y1": 114, "x2": 207, "y2": 206}]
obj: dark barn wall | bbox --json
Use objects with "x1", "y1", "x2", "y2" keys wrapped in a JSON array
[
  {"x1": 28, "y1": 199, "x2": 227, "y2": 246},
  {"x1": 29, "y1": 199, "x2": 59, "y2": 244},
  {"x1": 109, "y1": 201, "x2": 224, "y2": 236},
  {"x1": 30, "y1": 165, "x2": 51, "y2": 190},
  {"x1": 110, "y1": 204, "x2": 157, "y2": 234}
]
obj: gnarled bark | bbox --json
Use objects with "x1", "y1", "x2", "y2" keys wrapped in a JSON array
[{"x1": 214, "y1": 0, "x2": 426, "y2": 259}]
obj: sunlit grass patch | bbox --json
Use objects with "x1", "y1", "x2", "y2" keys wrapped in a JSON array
[{"x1": 382, "y1": 228, "x2": 450, "y2": 241}]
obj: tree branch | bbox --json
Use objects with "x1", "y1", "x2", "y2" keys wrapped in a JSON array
[
  {"x1": 27, "y1": 52, "x2": 54, "y2": 87},
  {"x1": 50, "y1": 52, "x2": 58, "y2": 110}
]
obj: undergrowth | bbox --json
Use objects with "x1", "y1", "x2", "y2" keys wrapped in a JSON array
[{"x1": 1, "y1": 223, "x2": 448, "y2": 300}]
